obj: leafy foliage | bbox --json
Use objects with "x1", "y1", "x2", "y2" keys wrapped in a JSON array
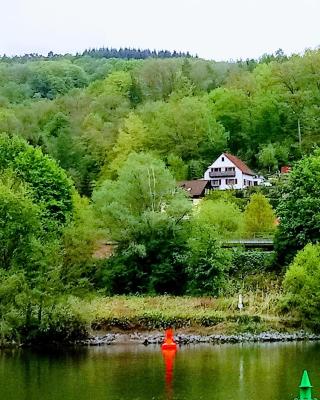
[
  {"x1": 0, "y1": 174, "x2": 41, "y2": 269},
  {"x1": 283, "y1": 243, "x2": 320, "y2": 328},
  {"x1": 1, "y1": 48, "x2": 320, "y2": 340},
  {"x1": 276, "y1": 150, "x2": 320, "y2": 263},
  {"x1": 244, "y1": 193, "x2": 276, "y2": 237},
  {"x1": 185, "y1": 205, "x2": 233, "y2": 295},
  {"x1": 0, "y1": 134, "x2": 74, "y2": 225},
  {"x1": 93, "y1": 152, "x2": 191, "y2": 294},
  {"x1": 93, "y1": 152, "x2": 191, "y2": 242},
  {"x1": 196, "y1": 199, "x2": 244, "y2": 239},
  {"x1": 231, "y1": 249, "x2": 276, "y2": 276}
]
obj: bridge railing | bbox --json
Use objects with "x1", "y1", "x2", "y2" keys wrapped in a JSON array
[{"x1": 222, "y1": 238, "x2": 274, "y2": 248}]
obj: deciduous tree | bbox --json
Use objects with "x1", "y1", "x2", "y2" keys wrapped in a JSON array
[{"x1": 244, "y1": 193, "x2": 276, "y2": 237}]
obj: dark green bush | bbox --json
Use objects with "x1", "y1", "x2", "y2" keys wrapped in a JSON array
[
  {"x1": 230, "y1": 249, "x2": 276, "y2": 276},
  {"x1": 283, "y1": 243, "x2": 320, "y2": 329}
]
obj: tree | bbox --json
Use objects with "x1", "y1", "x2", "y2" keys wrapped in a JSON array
[
  {"x1": 0, "y1": 108, "x2": 22, "y2": 134},
  {"x1": 283, "y1": 243, "x2": 320, "y2": 327},
  {"x1": 0, "y1": 134, "x2": 74, "y2": 226},
  {"x1": 244, "y1": 193, "x2": 276, "y2": 237},
  {"x1": 186, "y1": 216, "x2": 231, "y2": 295},
  {"x1": 196, "y1": 199, "x2": 244, "y2": 239},
  {"x1": 61, "y1": 194, "x2": 102, "y2": 286},
  {"x1": 94, "y1": 152, "x2": 190, "y2": 241},
  {"x1": 185, "y1": 198, "x2": 242, "y2": 294},
  {"x1": 28, "y1": 61, "x2": 88, "y2": 99},
  {"x1": 131, "y1": 95, "x2": 228, "y2": 166},
  {"x1": 258, "y1": 143, "x2": 278, "y2": 172},
  {"x1": 134, "y1": 59, "x2": 181, "y2": 101},
  {"x1": 167, "y1": 154, "x2": 188, "y2": 181},
  {"x1": 276, "y1": 150, "x2": 320, "y2": 263},
  {"x1": 107, "y1": 113, "x2": 147, "y2": 176},
  {"x1": 209, "y1": 87, "x2": 251, "y2": 154},
  {"x1": 0, "y1": 174, "x2": 41, "y2": 269},
  {"x1": 93, "y1": 152, "x2": 191, "y2": 294}
]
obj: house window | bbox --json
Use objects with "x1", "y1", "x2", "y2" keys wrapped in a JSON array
[
  {"x1": 226, "y1": 167, "x2": 235, "y2": 171},
  {"x1": 212, "y1": 179, "x2": 221, "y2": 186},
  {"x1": 221, "y1": 157, "x2": 224, "y2": 161},
  {"x1": 243, "y1": 179, "x2": 247, "y2": 186},
  {"x1": 214, "y1": 167, "x2": 221, "y2": 172},
  {"x1": 226, "y1": 179, "x2": 237, "y2": 185}
]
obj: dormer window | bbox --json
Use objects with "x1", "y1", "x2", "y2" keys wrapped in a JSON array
[{"x1": 222, "y1": 157, "x2": 224, "y2": 161}]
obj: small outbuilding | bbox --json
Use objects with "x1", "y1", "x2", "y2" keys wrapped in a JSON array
[{"x1": 178, "y1": 179, "x2": 211, "y2": 203}]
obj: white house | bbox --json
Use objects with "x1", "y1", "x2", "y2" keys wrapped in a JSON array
[{"x1": 204, "y1": 153, "x2": 264, "y2": 190}]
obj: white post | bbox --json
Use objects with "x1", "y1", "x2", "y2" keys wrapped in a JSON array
[
  {"x1": 238, "y1": 293, "x2": 243, "y2": 312},
  {"x1": 298, "y1": 118, "x2": 302, "y2": 150}
]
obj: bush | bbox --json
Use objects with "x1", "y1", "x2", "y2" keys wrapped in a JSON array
[
  {"x1": 243, "y1": 193, "x2": 276, "y2": 237},
  {"x1": 194, "y1": 199, "x2": 244, "y2": 239},
  {"x1": 230, "y1": 249, "x2": 276, "y2": 276},
  {"x1": 276, "y1": 150, "x2": 320, "y2": 264},
  {"x1": 97, "y1": 239, "x2": 187, "y2": 295},
  {"x1": 283, "y1": 243, "x2": 320, "y2": 328},
  {"x1": 186, "y1": 221, "x2": 231, "y2": 295},
  {"x1": 0, "y1": 134, "x2": 74, "y2": 227},
  {"x1": 97, "y1": 252, "x2": 149, "y2": 295},
  {"x1": 33, "y1": 300, "x2": 88, "y2": 343}
]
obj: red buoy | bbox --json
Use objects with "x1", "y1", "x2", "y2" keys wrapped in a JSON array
[{"x1": 161, "y1": 328, "x2": 177, "y2": 350}]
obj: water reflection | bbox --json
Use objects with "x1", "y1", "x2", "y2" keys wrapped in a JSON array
[
  {"x1": 162, "y1": 348, "x2": 177, "y2": 400},
  {"x1": 1, "y1": 342, "x2": 320, "y2": 400}
]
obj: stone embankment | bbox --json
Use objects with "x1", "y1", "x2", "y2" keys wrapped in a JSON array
[{"x1": 80, "y1": 331, "x2": 320, "y2": 346}]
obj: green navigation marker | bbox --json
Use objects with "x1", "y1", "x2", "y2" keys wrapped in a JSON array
[{"x1": 298, "y1": 370, "x2": 314, "y2": 400}]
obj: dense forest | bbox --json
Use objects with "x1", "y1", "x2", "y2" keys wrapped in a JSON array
[
  {"x1": 1, "y1": 48, "x2": 319, "y2": 193},
  {"x1": 2, "y1": 47, "x2": 193, "y2": 63},
  {"x1": 1, "y1": 48, "x2": 320, "y2": 344}
]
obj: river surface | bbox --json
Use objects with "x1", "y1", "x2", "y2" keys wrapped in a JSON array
[{"x1": 1, "y1": 341, "x2": 320, "y2": 400}]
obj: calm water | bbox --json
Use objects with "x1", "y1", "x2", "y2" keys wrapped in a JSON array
[{"x1": 1, "y1": 342, "x2": 320, "y2": 400}]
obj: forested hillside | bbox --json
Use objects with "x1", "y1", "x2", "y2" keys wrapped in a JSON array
[
  {"x1": 1, "y1": 49, "x2": 319, "y2": 194},
  {"x1": 1, "y1": 49, "x2": 320, "y2": 344}
]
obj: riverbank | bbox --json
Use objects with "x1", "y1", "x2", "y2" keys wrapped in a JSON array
[
  {"x1": 64, "y1": 293, "x2": 315, "y2": 346},
  {"x1": 79, "y1": 331, "x2": 320, "y2": 346},
  {"x1": 75, "y1": 292, "x2": 311, "y2": 344},
  {"x1": 77, "y1": 292, "x2": 301, "y2": 335},
  {"x1": 1, "y1": 293, "x2": 311, "y2": 348}
]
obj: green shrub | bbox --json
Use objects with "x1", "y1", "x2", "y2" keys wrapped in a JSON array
[
  {"x1": 276, "y1": 150, "x2": 320, "y2": 264},
  {"x1": 0, "y1": 134, "x2": 74, "y2": 227},
  {"x1": 243, "y1": 193, "x2": 276, "y2": 238},
  {"x1": 283, "y1": 243, "x2": 320, "y2": 329},
  {"x1": 231, "y1": 249, "x2": 276, "y2": 276},
  {"x1": 34, "y1": 301, "x2": 88, "y2": 343}
]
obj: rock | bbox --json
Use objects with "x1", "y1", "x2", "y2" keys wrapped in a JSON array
[{"x1": 74, "y1": 330, "x2": 320, "y2": 347}]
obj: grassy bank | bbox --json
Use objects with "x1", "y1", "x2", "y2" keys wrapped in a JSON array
[
  {"x1": 69, "y1": 291, "x2": 301, "y2": 336},
  {"x1": 0, "y1": 288, "x2": 304, "y2": 347}
]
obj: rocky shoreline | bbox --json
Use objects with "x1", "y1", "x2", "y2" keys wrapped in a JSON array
[{"x1": 79, "y1": 331, "x2": 320, "y2": 346}]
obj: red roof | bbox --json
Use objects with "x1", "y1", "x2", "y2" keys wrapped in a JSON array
[
  {"x1": 281, "y1": 166, "x2": 291, "y2": 174},
  {"x1": 224, "y1": 153, "x2": 255, "y2": 176}
]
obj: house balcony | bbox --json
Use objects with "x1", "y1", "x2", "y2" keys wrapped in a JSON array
[{"x1": 209, "y1": 171, "x2": 236, "y2": 178}]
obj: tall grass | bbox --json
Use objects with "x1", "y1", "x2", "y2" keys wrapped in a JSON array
[{"x1": 67, "y1": 288, "x2": 296, "y2": 334}]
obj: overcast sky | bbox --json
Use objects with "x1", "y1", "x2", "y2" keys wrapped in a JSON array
[{"x1": 2, "y1": 0, "x2": 320, "y2": 60}]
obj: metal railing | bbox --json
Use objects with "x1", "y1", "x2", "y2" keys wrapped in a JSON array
[
  {"x1": 223, "y1": 238, "x2": 274, "y2": 248},
  {"x1": 209, "y1": 170, "x2": 236, "y2": 178}
]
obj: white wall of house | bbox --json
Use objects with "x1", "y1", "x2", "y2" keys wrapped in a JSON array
[
  {"x1": 242, "y1": 173, "x2": 259, "y2": 189},
  {"x1": 204, "y1": 154, "x2": 261, "y2": 190}
]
